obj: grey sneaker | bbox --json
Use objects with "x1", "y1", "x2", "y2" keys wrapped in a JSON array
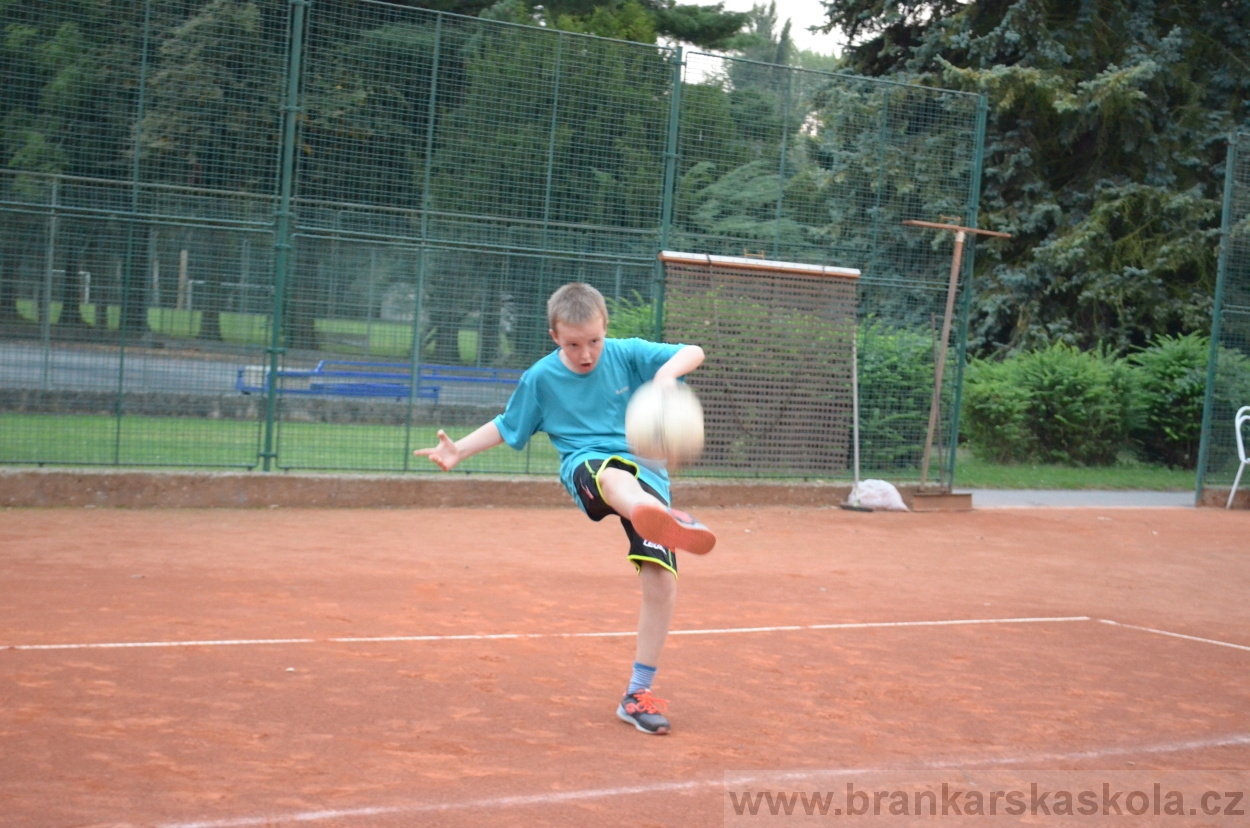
[{"x1": 617, "y1": 689, "x2": 671, "y2": 735}]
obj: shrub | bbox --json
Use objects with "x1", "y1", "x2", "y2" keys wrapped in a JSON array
[
  {"x1": 963, "y1": 343, "x2": 1131, "y2": 465},
  {"x1": 1125, "y1": 333, "x2": 1208, "y2": 468},
  {"x1": 606, "y1": 291, "x2": 656, "y2": 340},
  {"x1": 856, "y1": 320, "x2": 937, "y2": 470},
  {"x1": 961, "y1": 358, "x2": 1033, "y2": 463}
]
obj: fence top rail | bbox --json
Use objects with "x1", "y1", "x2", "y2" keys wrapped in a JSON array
[{"x1": 658, "y1": 250, "x2": 860, "y2": 279}]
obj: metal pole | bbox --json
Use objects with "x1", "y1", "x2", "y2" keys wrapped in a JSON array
[
  {"x1": 404, "y1": 13, "x2": 442, "y2": 470},
  {"x1": 530, "y1": 34, "x2": 565, "y2": 322},
  {"x1": 864, "y1": 90, "x2": 892, "y2": 283},
  {"x1": 772, "y1": 69, "x2": 792, "y2": 260},
  {"x1": 945, "y1": 93, "x2": 990, "y2": 487},
  {"x1": 851, "y1": 327, "x2": 860, "y2": 487},
  {"x1": 41, "y1": 177, "x2": 59, "y2": 391},
  {"x1": 261, "y1": 0, "x2": 309, "y2": 471},
  {"x1": 920, "y1": 230, "x2": 965, "y2": 486},
  {"x1": 366, "y1": 247, "x2": 376, "y2": 357},
  {"x1": 655, "y1": 46, "x2": 683, "y2": 342},
  {"x1": 115, "y1": 0, "x2": 154, "y2": 464},
  {"x1": 1196, "y1": 131, "x2": 1242, "y2": 501}
]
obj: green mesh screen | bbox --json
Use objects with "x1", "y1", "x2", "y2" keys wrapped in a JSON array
[
  {"x1": 1198, "y1": 131, "x2": 1250, "y2": 496},
  {"x1": 1, "y1": 1, "x2": 985, "y2": 480}
]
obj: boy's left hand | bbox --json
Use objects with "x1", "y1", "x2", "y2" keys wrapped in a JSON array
[{"x1": 414, "y1": 429, "x2": 460, "y2": 471}]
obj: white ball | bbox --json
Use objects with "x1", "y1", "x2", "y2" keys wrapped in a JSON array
[{"x1": 625, "y1": 381, "x2": 705, "y2": 466}]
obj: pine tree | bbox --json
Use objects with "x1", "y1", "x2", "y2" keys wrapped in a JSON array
[{"x1": 817, "y1": 0, "x2": 1250, "y2": 355}]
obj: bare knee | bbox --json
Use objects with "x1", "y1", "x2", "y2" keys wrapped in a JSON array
[
  {"x1": 598, "y1": 467, "x2": 660, "y2": 516},
  {"x1": 639, "y1": 561, "x2": 676, "y2": 604}
]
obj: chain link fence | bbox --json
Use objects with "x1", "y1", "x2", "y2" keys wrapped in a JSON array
[
  {"x1": 1, "y1": 0, "x2": 985, "y2": 481},
  {"x1": 1198, "y1": 131, "x2": 1250, "y2": 499}
]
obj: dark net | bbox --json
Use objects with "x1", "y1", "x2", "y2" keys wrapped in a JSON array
[{"x1": 662, "y1": 253, "x2": 857, "y2": 477}]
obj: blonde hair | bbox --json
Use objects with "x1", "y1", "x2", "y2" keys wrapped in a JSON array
[{"x1": 547, "y1": 282, "x2": 608, "y2": 330}]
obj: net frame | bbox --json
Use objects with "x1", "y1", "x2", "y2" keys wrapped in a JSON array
[{"x1": 659, "y1": 251, "x2": 860, "y2": 478}]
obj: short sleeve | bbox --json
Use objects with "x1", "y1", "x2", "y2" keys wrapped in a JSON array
[
  {"x1": 624, "y1": 337, "x2": 684, "y2": 381},
  {"x1": 493, "y1": 371, "x2": 543, "y2": 451}
]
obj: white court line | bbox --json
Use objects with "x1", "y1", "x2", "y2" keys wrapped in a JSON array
[
  {"x1": 159, "y1": 732, "x2": 1250, "y2": 828},
  {"x1": 807, "y1": 616, "x2": 1090, "y2": 631},
  {"x1": 6, "y1": 637, "x2": 317, "y2": 651},
  {"x1": 1098, "y1": 618, "x2": 1250, "y2": 653},
  {"x1": 2, "y1": 616, "x2": 1089, "y2": 652}
]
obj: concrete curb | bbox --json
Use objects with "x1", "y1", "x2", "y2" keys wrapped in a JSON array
[
  {"x1": 2, "y1": 469, "x2": 1235, "y2": 510},
  {"x1": 0, "y1": 469, "x2": 855, "y2": 510}
]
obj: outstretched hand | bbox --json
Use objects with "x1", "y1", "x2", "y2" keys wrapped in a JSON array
[{"x1": 414, "y1": 429, "x2": 460, "y2": 471}]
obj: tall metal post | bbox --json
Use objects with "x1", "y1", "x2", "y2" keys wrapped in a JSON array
[
  {"x1": 113, "y1": 0, "x2": 153, "y2": 464},
  {"x1": 261, "y1": 0, "x2": 309, "y2": 471},
  {"x1": 772, "y1": 68, "x2": 792, "y2": 260},
  {"x1": 945, "y1": 93, "x2": 989, "y2": 487},
  {"x1": 654, "y1": 46, "x2": 683, "y2": 342},
  {"x1": 405, "y1": 13, "x2": 442, "y2": 470},
  {"x1": 533, "y1": 35, "x2": 564, "y2": 317},
  {"x1": 865, "y1": 90, "x2": 892, "y2": 281},
  {"x1": 41, "y1": 177, "x2": 59, "y2": 391},
  {"x1": 1195, "y1": 132, "x2": 1241, "y2": 499}
]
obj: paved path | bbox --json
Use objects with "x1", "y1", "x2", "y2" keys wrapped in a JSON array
[
  {"x1": 968, "y1": 489, "x2": 1195, "y2": 508},
  {"x1": 0, "y1": 340, "x2": 513, "y2": 405}
]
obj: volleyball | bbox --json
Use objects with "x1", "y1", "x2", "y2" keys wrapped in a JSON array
[{"x1": 625, "y1": 381, "x2": 704, "y2": 467}]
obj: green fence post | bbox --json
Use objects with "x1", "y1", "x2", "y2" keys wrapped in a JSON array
[
  {"x1": 530, "y1": 34, "x2": 565, "y2": 316},
  {"x1": 1195, "y1": 132, "x2": 1240, "y2": 500},
  {"x1": 945, "y1": 93, "x2": 989, "y2": 488},
  {"x1": 864, "y1": 88, "x2": 892, "y2": 282},
  {"x1": 654, "y1": 46, "x2": 682, "y2": 342},
  {"x1": 404, "y1": 13, "x2": 443, "y2": 471},
  {"x1": 113, "y1": 0, "x2": 154, "y2": 466},
  {"x1": 772, "y1": 68, "x2": 792, "y2": 260},
  {"x1": 40, "y1": 177, "x2": 57, "y2": 392},
  {"x1": 261, "y1": 0, "x2": 309, "y2": 471}
]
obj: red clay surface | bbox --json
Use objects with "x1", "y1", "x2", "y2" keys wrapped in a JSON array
[{"x1": 1, "y1": 505, "x2": 1248, "y2": 827}]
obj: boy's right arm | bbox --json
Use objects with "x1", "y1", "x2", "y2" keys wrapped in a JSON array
[{"x1": 414, "y1": 421, "x2": 504, "y2": 471}]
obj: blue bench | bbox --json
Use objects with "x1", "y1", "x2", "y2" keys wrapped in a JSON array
[{"x1": 236, "y1": 360, "x2": 523, "y2": 403}]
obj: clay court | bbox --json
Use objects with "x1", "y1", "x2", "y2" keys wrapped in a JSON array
[{"x1": 2, "y1": 502, "x2": 1248, "y2": 827}]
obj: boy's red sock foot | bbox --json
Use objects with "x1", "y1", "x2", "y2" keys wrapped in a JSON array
[{"x1": 630, "y1": 502, "x2": 716, "y2": 554}]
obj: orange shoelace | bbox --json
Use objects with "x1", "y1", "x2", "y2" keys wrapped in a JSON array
[{"x1": 625, "y1": 690, "x2": 669, "y2": 715}]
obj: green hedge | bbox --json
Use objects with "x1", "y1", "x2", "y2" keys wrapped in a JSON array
[
  {"x1": 856, "y1": 320, "x2": 935, "y2": 470},
  {"x1": 963, "y1": 344, "x2": 1132, "y2": 465},
  {"x1": 1125, "y1": 333, "x2": 1207, "y2": 468},
  {"x1": 963, "y1": 334, "x2": 1250, "y2": 469}
]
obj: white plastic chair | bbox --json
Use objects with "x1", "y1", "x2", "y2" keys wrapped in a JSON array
[{"x1": 1229, "y1": 406, "x2": 1250, "y2": 509}]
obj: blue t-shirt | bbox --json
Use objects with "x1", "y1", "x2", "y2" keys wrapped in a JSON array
[{"x1": 493, "y1": 337, "x2": 684, "y2": 507}]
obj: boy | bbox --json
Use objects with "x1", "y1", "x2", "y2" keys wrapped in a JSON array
[{"x1": 414, "y1": 282, "x2": 716, "y2": 735}]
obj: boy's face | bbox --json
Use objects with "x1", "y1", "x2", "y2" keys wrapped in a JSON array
[{"x1": 550, "y1": 315, "x2": 607, "y2": 374}]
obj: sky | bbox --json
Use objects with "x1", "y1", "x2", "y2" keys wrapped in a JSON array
[{"x1": 719, "y1": 0, "x2": 844, "y2": 56}]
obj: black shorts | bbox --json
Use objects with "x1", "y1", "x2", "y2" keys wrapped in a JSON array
[{"x1": 572, "y1": 456, "x2": 678, "y2": 576}]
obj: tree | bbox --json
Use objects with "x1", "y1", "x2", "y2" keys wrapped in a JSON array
[
  {"x1": 489, "y1": 0, "x2": 749, "y2": 50},
  {"x1": 0, "y1": 0, "x2": 169, "y2": 325},
  {"x1": 725, "y1": 1, "x2": 794, "y2": 67},
  {"x1": 141, "y1": 0, "x2": 286, "y2": 192},
  {"x1": 817, "y1": 0, "x2": 1250, "y2": 355}
]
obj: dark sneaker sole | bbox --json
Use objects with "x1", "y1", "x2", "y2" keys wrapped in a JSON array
[
  {"x1": 617, "y1": 705, "x2": 670, "y2": 735},
  {"x1": 630, "y1": 502, "x2": 716, "y2": 555}
]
